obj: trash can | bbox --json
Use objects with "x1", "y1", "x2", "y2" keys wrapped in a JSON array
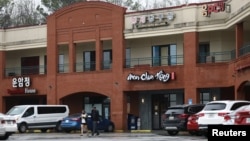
[{"x1": 127, "y1": 114, "x2": 137, "y2": 130}]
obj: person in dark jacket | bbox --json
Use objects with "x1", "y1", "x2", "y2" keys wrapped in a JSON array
[{"x1": 91, "y1": 107, "x2": 100, "y2": 136}]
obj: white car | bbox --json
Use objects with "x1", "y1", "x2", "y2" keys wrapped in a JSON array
[
  {"x1": 0, "y1": 113, "x2": 18, "y2": 140},
  {"x1": 196, "y1": 100, "x2": 250, "y2": 137},
  {"x1": 222, "y1": 104, "x2": 250, "y2": 125}
]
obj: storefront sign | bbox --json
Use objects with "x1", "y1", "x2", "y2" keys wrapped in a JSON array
[
  {"x1": 127, "y1": 70, "x2": 175, "y2": 83},
  {"x1": 131, "y1": 12, "x2": 175, "y2": 29},
  {"x1": 202, "y1": 2, "x2": 225, "y2": 17},
  {"x1": 7, "y1": 77, "x2": 37, "y2": 94},
  {"x1": 7, "y1": 88, "x2": 37, "y2": 95}
]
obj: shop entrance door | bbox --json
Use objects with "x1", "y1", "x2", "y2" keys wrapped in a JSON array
[{"x1": 152, "y1": 94, "x2": 169, "y2": 130}]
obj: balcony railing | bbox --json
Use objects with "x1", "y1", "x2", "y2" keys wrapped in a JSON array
[
  {"x1": 5, "y1": 66, "x2": 46, "y2": 76},
  {"x1": 75, "y1": 61, "x2": 112, "y2": 72},
  {"x1": 4, "y1": 47, "x2": 250, "y2": 76},
  {"x1": 198, "y1": 50, "x2": 235, "y2": 63},
  {"x1": 239, "y1": 45, "x2": 250, "y2": 56},
  {"x1": 125, "y1": 55, "x2": 184, "y2": 68}
]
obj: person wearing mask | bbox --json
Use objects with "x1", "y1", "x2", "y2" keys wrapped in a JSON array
[
  {"x1": 91, "y1": 107, "x2": 100, "y2": 136},
  {"x1": 80, "y1": 109, "x2": 88, "y2": 136}
]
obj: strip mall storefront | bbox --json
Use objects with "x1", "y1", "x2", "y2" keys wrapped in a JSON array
[{"x1": 0, "y1": 0, "x2": 250, "y2": 131}]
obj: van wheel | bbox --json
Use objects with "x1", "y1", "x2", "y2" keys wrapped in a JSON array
[
  {"x1": 41, "y1": 129, "x2": 48, "y2": 133},
  {"x1": 167, "y1": 131, "x2": 179, "y2": 136},
  {"x1": 19, "y1": 123, "x2": 27, "y2": 133},
  {"x1": 55, "y1": 122, "x2": 62, "y2": 132}
]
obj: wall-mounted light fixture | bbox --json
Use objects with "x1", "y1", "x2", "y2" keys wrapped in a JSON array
[
  {"x1": 141, "y1": 98, "x2": 144, "y2": 103},
  {"x1": 213, "y1": 96, "x2": 216, "y2": 101}
]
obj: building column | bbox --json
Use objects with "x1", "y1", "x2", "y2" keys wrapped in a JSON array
[
  {"x1": 47, "y1": 17, "x2": 58, "y2": 104},
  {"x1": 111, "y1": 90, "x2": 127, "y2": 131},
  {"x1": 183, "y1": 32, "x2": 199, "y2": 104},
  {"x1": 0, "y1": 51, "x2": 6, "y2": 111},
  {"x1": 0, "y1": 51, "x2": 5, "y2": 80},
  {"x1": 69, "y1": 30, "x2": 76, "y2": 73},
  {"x1": 95, "y1": 28, "x2": 102, "y2": 71},
  {"x1": 235, "y1": 22, "x2": 243, "y2": 58}
]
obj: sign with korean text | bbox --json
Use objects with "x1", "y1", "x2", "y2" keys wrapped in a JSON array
[
  {"x1": 8, "y1": 76, "x2": 37, "y2": 95},
  {"x1": 131, "y1": 12, "x2": 175, "y2": 29}
]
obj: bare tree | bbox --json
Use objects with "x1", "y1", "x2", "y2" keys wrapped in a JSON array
[
  {"x1": 0, "y1": 0, "x2": 12, "y2": 28},
  {"x1": 11, "y1": 0, "x2": 43, "y2": 26}
]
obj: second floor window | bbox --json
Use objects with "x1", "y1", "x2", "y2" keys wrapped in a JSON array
[
  {"x1": 152, "y1": 44, "x2": 177, "y2": 66},
  {"x1": 21, "y1": 56, "x2": 39, "y2": 75},
  {"x1": 84, "y1": 51, "x2": 95, "y2": 71},
  {"x1": 58, "y1": 54, "x2": 64, "y2": 72}
]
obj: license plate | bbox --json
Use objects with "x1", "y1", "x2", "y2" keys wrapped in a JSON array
[
  {"x1": 207, "y1": 114, "x2": 214, "y2": 118},
  {"x1": 246, "y1": 118, "x2": 250, "y2": 123},
  {"x1": 169, "y1": 116, "x2": 174, "y2": 120}
]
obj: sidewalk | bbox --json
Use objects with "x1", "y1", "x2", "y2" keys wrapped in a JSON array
[{"x1": 27, "y1": 129, "x2": 190, "y2": 136}]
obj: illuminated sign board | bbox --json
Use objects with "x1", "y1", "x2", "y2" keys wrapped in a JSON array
[
  {"x1": 7, "y1": 77, "x2": 37, "y2": 95},
  {"x1": 202, "y1": 2, "x2": 225, "y2": 17},
  {"x1": 127, "y1": 70, "x2": 175, "y2": 83}
]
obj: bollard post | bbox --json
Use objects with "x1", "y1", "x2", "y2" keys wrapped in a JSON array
[{"x1": 137, "y1": 118, "x2": 141, "y2": 130}]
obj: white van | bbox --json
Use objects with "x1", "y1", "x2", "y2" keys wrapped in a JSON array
[{"x1": 6, "y1": 105, "x2": 69, "y2": 133}]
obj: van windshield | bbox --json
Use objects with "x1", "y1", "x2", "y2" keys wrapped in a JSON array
[{"x1": 6, "y1": 106, "x2": 26, "y2": 115}]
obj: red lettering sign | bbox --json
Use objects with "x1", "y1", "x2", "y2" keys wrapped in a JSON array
[
  {"x1": 7, "y1": 89, "x2": 25, "y2": 95},
  {"x1": 202, "y1": 2, "x2": 225, "y2": 17}
]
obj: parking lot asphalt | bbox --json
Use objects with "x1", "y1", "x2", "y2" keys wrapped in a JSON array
[{"x1": 9, "y1": 130, "x2": 206, "y2": 141}]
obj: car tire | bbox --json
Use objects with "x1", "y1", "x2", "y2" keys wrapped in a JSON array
[
  {"x1": 41, "y1": 129, "x2": 48, "y2": 133},
  {"x1": 18, "y1": 123, "x2": 27, "y2": 133},
  {"x1": 203, "y1": 131, "x2": 208, "y2": 138},
  {"x1": 195, "y1": 131, "x2": 203, "y2": 136},
  {"x1": 0, "y1": 134, "x2": 9, "y2": 140},
  {"x1": 55, "y1": 121, "x2": 62, "y2": 132},
  {"x1": 167, "y1": 131, "x2": 179, "y2": 136},
  {"x1": 63, "y1": 129, "x2": 71, "y2": 133},
  {"x1": 188, "y1": 131, "x2": 196, "y2": 135},
  {"x1": 106, "y1": 124, "x2": 114, "y2": 132}
]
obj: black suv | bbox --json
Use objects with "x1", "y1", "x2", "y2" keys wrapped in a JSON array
[{"x1": 162, "y1": 104, "x2": 205, "y2": 136}]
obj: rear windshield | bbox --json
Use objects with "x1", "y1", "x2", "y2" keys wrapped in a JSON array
[
  {"x1": 165, "y1": 108, "x2": 184, "y2": 114},
  {"x1": 203, "y1": 103, "x2": 226, "y2": 111}
]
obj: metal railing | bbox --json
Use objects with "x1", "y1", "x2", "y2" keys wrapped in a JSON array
[
  {"x1": 239, "y1": 45, "x2": 250, "y2": 56},
  {"x1": 5, "y1": 66, "x2": 46, "y2": 76},
  {"x1": 4, "y1": 46, "x2": 250, "y2": 76},
  {"x1": 125, "y1": 55, "x2": 184, "y2": 68},
  {"x1": 198, "y1": 50, "x2": 235, "y2": 63}
]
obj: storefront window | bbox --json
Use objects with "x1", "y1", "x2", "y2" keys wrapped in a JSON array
[{"x1": 169, "y1": 94, "x2": 177, "y2": 106}]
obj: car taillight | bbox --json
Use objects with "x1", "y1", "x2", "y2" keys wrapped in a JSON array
[
  {"x1": 188, "y1": 115, "x2": 198, "y2": 121},
  {"x1": 1, "y1": 120, "x2": 5, "y2": 124},
  {"x1": 178, "y1": 114, "x2": 188, "y2": 119},
  {"x1": 223, "y1": 115, "x2": 231, "y2": 121},
  {"x1": 198, "y1": 113, "x2": 204, "y2": 117},
  {"x1": 218, "y1": 112, "x2": 228, "y2": 117},
  {"x1": 161, "y1": 114, "x2": 167, "y2": 120},
  {"x1": 235, "y1": 111, "x2": 250, "y2": 124},
  {"x1": 161, "y1": 114, "x2": 167, "y2": 121}
]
